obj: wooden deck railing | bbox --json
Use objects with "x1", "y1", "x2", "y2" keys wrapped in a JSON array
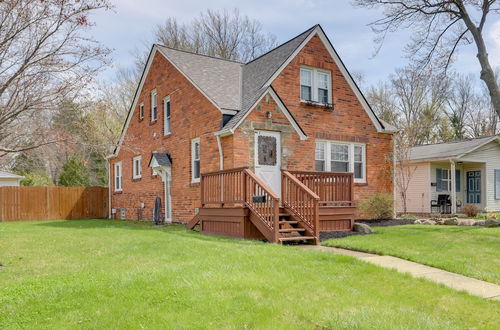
[
  {"x1": 281, "y1": 171, "x2": 320, "y2": 237},
  {"x1": 288, "y1": 170, "x2": 354, "y2": 206},
  {"x1": 200, "y1": 167, "x2": 279, "y2": 242}
]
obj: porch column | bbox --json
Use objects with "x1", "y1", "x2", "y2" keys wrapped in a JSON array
[{"x1": 450, "y1": 160, "x2": 457, "y2": 214}]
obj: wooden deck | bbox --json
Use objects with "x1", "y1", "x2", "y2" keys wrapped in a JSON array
[{"x1": 187, "y1": 168, "x2": 356, "y2": 244}]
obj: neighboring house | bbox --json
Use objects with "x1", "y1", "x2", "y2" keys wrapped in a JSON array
[
  {"x1": 0, "y1": 171, "x2": 24, "y2": 187},
  {"x1": 108, "y1": 24, "x2": 396, "y2": 243},
  {"x1": 396, "y1": 136, "x2": 500, "y2": 214}
]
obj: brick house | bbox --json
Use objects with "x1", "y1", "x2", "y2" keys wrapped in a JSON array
[{"x1": 108, "y1": 24, "x2": 396, "y2": 243}]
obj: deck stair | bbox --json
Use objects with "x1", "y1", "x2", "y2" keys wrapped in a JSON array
[{"x1": 276, "y1": 208, "x2": 316, "y2": 244}]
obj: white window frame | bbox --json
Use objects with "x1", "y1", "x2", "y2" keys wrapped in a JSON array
[
  {"x1": 191, "y1": 138, "x2": 200, "y2": 183},
  {"x1": 151, "y1": 89, "x2": 157, "y2": 121},
  {"x1": 315, "y1": 140, "x2": 366, "y2": 183},
  {"x1": 300, "y1": 66, "x2": 332, "y2": 105},
  {"x1": 139, "y1": 103, "x2": 144, "y2": 120},
  {"x1": 132, "y1": 156, "x2": 142, "y2": 179},
  {"x1": 114, "y1": 161, "x2": 122, "y2": 192},
  {"x1": 164, "y1": 96, "x2": 171, "y2": 135},
  {"x1": 440, "y1": 168, "x2": 452, "y2": 191}
]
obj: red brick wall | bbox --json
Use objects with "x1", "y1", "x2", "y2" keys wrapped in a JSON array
[
  {"x1": 230, "y1": 35, "x2": 394, "y2": 205},
  {"x1": 110, "y1": 51, "x2": 222, "y2": 223}
]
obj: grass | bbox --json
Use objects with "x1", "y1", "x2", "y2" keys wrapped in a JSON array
[
  {"x1": 0, "y1": 220, "x2": 499, "y2": 329},
  {"x1": 323, "y1": 225, "x2": 500, "y2": 285}
]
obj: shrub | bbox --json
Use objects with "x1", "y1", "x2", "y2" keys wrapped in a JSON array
[
  {"x1": 399, "y1": 214, "x2": 417, "y2": 220},
  {"x1": 21, "y1": 172, "x2": 54, "y2": 186},
  {"x1": 359, "y1": 193, "x2": 394, "y2": 220},
  {"x1": 461, "y1": 204, "x2": 479, "y2": 217}
]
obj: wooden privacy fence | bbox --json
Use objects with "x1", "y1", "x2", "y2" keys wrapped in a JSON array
[{"x1": 0, "y1": 186, "x2": 108, "y2": 221}]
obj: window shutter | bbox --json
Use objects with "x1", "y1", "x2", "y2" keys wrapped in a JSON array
[
  {"x1": 455, "y1": 170, "x2": 461, "y2": 192},
  {"x1": 495, "y1": 170, "x2": 500, "y2": 199},
  {"x1": 436, "y1": 168, "x2": 443, "y2": 192}
]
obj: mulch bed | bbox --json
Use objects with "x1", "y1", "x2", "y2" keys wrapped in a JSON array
[
  {"x1": 356, "y1": 218, "x2": 415, "y2": 227},
  {"x1": 319, "y1": 231, "x2": 369, "y2": 241}
]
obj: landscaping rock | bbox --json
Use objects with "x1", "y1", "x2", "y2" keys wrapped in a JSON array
[
  {"x1": 473, "y1": 220, "x2": 485, "y2": 226},
  {"x1": 353, "y1": 223, "x2": 373, "y2": 234},
  {"x1": 457, "y1": 219, "x2": 476, "y2": 226},
  {"x1": 414, "y1": 219, "x2": 423, "y2": 224},
  {"x1": 435, "y1": 219, "x2": 445, "y2": 225},
  {"x1": 443, "y1": 217, "x2": 458, "y2": 225},
  {"x1": 484, "y1": 219, "x2": 500, "y2": 228},
  {"x1": 422, "y1": 219, "x2": 436, "y2": 225}
]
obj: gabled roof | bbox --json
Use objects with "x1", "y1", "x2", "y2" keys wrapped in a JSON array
[
  {"x1": 109, "y1": 24, "x2": 393, "y2": 158},
  {"x1": 149, "y1": 152, "x2": 172, "y2": 167},
  {"x1": 0, "y1": 170, "x2": 24, "y2": 179},
  {"x1": 408, "y1": 136, "x2": 500, "y2": 162},
  {"x1": 157, "y1": 46, "x2": 242, "y2": 111}
]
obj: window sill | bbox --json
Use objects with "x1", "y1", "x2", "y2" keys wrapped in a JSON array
[
  {"x1": 113, "y1": 190, "x2": 123, "y2": 194},
  {"x1": 139, "y1": 117, "x2": 144, "y2": 122},
  {"x1": 354, "y1": 182, "x2": 368, "y2": 187},
  {"x1": 300, "y1": 100, "x2": 334, "y2": 110},
  {"x1": 149, "y1": 120, "x2": 158, "y2": 125},
  {"x1": 132, "y1": 177, "x2": 142, "y2": 182},
  {"x1": 163, "y1": 132, "x2": 172, "y2": 138}
]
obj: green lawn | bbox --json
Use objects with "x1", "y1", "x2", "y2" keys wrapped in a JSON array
[
  {"x1": 1, "y1": 220, "x2": 499, "y2": 329},
  {"x1": 323, "y1": 225, "x2": 500, "y2": 285}
]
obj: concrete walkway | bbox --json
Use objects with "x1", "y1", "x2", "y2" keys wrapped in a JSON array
[{"x1": 301, "y1": 245, "x2": 500, "y2": 301}]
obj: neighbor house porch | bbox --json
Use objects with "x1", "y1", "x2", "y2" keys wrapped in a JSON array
[
  {"x1": 429, "y1": 160, "x2": 486, "y2": 214},
  {"x1": 187, "y1": 167, "x2": 356, "y2": 244}
]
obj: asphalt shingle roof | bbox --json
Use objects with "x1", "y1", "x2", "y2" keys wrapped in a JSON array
[
  {"x1": 0, "y1": 170, "x2": 23, "y2": 179},
  {"x1": 157, "y1": 46, "x2": 243, "y2": 111},
  {"x1": 150, "y1": 152, "x2": 172, "y2": 166},
  {"x1": 408, "y1": 136, "x2": 499, "y2": 161}
]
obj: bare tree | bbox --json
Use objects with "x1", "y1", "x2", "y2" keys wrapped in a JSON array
[
  {"x1": 0, "y1": 0, "x2": 111, "y2": 156},
  {"x1": 394, "y1": 134, "x2": 418, "y2": 214},
  {"x1": 354, "y1": 0, "x2": 500, "y2": 118},
  {"x1": 153, "y1": 9, "x2": 277, "y2": 62},
  {"x1": 446, "y1": 74, "x2": 477, "y2": 139}
]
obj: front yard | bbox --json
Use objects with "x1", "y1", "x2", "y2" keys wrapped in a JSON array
[
  {"x1": 323, "y1": 225, "x2": 500, "y2": 285},
  {"x1": 1, "y1": 220, "x2": 499, "y2": 328}
]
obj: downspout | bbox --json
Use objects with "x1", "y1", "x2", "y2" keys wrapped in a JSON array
[
  {"x1": 107, "y1": 158, "x2": 112, "y2": 219},
  {"x1": 216, "y1": 135, "x2": 224, "y2": 170}
]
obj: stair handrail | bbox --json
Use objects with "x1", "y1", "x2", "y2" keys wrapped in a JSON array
[
  {"x1": 281, "y1": 170, "x2": 320, "y2": 238},
  {"x1": 242, "y1": 168, "x2": 280, "y2": 242}
]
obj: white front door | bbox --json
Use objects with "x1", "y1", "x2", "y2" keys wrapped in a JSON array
[{"x1": 254, "y1": 130, "x2": 281, "y2": 196}]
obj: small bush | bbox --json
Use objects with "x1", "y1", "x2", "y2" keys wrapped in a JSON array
[
  {"x1": 461, "y1": 204, "x2": 479, "y2": 217},
  {"x1": 359, "y1": 193, "x2": 394, "y2": 220},
  {"x1": 399, "y1": 214, "x2": 417, "y2": 220}
]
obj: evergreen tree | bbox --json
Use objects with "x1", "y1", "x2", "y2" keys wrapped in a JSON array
[{"x1": 58, "y1": 157, "x2": 90, "y2": 187}]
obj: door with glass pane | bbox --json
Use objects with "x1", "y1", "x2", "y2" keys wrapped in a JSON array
[
  {"x1": 467, "y1": 171, "x2": 481, "y2": 204},
  {"x1": 254, "y1": 131, "x2": 281, "y2": 197}
]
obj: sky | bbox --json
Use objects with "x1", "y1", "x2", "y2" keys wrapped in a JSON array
[{"x1": 88, "y1": 0, "x2": 500, "y2": 88}]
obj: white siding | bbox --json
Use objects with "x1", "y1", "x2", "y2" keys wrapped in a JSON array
[
  {"x1": 0, "y1": 178, "x2": 21, "y2": 186},
  {"x1": 460, "y1": 141, "x2": 500, "y2": 212},
  {"x1": 396, "y1": 162, "x2": 430, "y2": 213}
]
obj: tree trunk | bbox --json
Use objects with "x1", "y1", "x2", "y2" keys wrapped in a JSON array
[{"x1": 459, "y1": 7, "x2": 500, "y2": 118}]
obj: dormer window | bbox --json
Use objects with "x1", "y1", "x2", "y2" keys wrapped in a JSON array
[{"x1": 300, "y1": 67, "x2": 331, "y2": 105}]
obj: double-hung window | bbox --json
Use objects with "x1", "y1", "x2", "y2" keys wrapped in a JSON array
[
  {"x1": 315, "y1": 141, "x2": 366, "y2": 183},
  {"x1": 164, "y1": 96, "x2": 170, "y2": 135},
  {"x1": 151, "y1": 90, "x2": 157, "y2": 121},
  {"x1": 191, "y1": 138, "x2": 200, "y2": 183},
  {"x1": 132, "y1": 156, "x2": 142, "y2": 179},
  {"x1": 114, "y1": 162, "x2": 122, "y2": 192},
  {"x1": 300, "y1": 67, "x2": 332, "y2": 104}
]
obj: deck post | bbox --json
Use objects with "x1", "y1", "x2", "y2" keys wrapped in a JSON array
[{"x1": 450, "y1": 160, "x2": 457, "y2": 214}]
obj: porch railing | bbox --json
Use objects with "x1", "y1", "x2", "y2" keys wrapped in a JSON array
[
  {"x1": 287, "y1": 170, "x2": 354, "y2": 206},
  {"x1": 281, "y1": 170, "x2": 319, "y2": 237},
  {"x1": 200, "y1": 167, "x2": 279, "y2": 242}
]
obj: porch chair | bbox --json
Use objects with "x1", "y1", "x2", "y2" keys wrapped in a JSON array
[{"x1": 430, "y1": 194, "x2": 451, "y2": 214}]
